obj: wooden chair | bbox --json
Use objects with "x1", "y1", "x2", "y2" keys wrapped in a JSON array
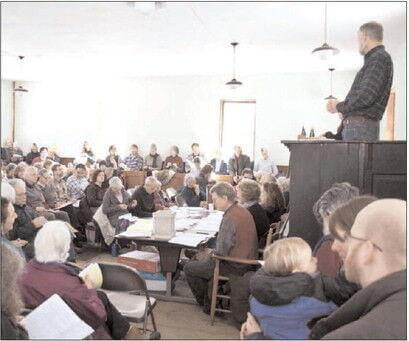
[
  {"x1": 210, "y1": 255, "x2": 260, "y2": 325},
  {"x1": 121, "y1": 171, "x2": 146, "y2": 189}
]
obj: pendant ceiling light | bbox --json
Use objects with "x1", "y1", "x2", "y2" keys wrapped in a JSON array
[
  {"x1": 324, "y1": 67, "x2": 337, "y2": 100},
  {"x1": 13, "y1": 56, "x2": 28, "y2": 94},
  {"x1": 312, "y1": 3, "x2": 339, "y2": 61},
  {"x1": 226, "y1": 42, "x2": 242, "y2": 89}
]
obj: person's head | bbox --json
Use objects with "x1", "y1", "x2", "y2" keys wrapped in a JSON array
[
  {"x1": 52, "y1": 164, "x2": 63, "y2": 180},
  {"x1": 150, "y1": 143, "x2": 157, "y2": 155},
  {"x1": 130, "y1": 144, "x2": 139, "y2": 156},
  {"x1": 99, "y1": 160, "x2": 107, "y2": 171},
  {"x1": 104, "y1": 167, "x2": 114, "y2": 180},
  {"x1": 31, "y1": 143, "x2": 38, "y2": 153},
  {"x1": 1, "y1": 241, "x2": 26, "y2": 323},
  {"x1": 237, "y1": 179, "x2": 260, "y2": 205},
  {"x1": 170, "y1": 145, "x2": 179, "y2": 157},
  {"x1": 260, "y1": 182, "x2": 285, "y2": 211},
  {"x1": 24, "y1": 166, "x2": 39, "y2": 185},
  {"x1": 257, "y1": 172, "x2": 277, "y2": 184},
  {"x1": 14, "y1": 164, "x2": 26, "y2": 180},
  {"x1": 234, "y1": 145, "x2": 242, "y2": 157},
  {"x1": 108, "y1": 145, "x2": 117, "y2": 156},
  {"x1": 9, "y1": 179, "x2": 26, "y2": 206},
  {"x1": 329, "y1": 195, "x2": 378, "y2": 261},
  {"x1": 5, "y1": 163, "x2": 17, "y2": 179},
  {"x1": 43, "y1": 159, "x2": 53, "y2": 170},
  {"x1": 109, "y1": 176, "x2": 124, "y2": 194},
  {"x1": 75, "y1": 164, "x2": 87, "y2": 179},
  {"x1": 263, "y1": 237, "x2": 317, "y2": 275},
  {"x1": 241, "y1": 168, "x2": 254, "y2": 180},
  {"x1": 358, "y1": 21, "x2": 383, "y2": 55},
  {"x1": 260, "y1": 147, "x2": 269, "y2": 160},
  {"x1": 210, "y1": 182, "x2": 236, "y2": 211},
  {"x1": 344, "y1": 199, "x2": 406, "y2": 288},
  {"x1": 39, "y1": 147, "x2": 48, "y2": 159},
  {"x1": 184, "y1": 174, "x2": 197, "y2": 189},
  {"x1": 200, "y1": 164, "x2": 213, "y2": 180},
  {"x1": 1, "y1": 197, "x2": 17, "y2": 235},
  {"x1": 92, "y1": 169, "x2": 105, "y2": 185},
  {"x1": 144, "y1": 176, "x2": 158, "y2": 194},
  {"x1": 38, "y1": 168, "x2": 52, "y2": 186},
  {"x1": 313, "y1": 182, "x2": 359, "y2": 235},
  {"x1": 276, "y1": 176, "x2": 289, "y2": 192},
  {"x1": 34, "y1": 221, "x2": 72, "y2": 263},
  {"x1": 191, "y1": 143, "x2": 200, "y2": 155}
]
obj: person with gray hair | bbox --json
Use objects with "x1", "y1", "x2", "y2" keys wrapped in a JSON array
[
  {"x1": 130, "y1": 176, "x2": 158, "y2": 217},
  {"x1": 102, "y1": 176, "x2": 137, "y2": 229},
  {"x1": 176, "y1": 174, "x2": 206, "y2": 207},
  {"x1": 326, "y1": 21, "x2": 393, "y2": 142},
  {"x1": 1, "y1": 180, "x2": 16, "y2": 203},
  {"x1": 18, "y1": 221, "x2": 144, "y2": 340},
  {"x1": 312, "y1": 182, "x2": 359, "y2": 277},
  {"x1": 184, "y1": 181, "x2": 258, "y2": 314}
]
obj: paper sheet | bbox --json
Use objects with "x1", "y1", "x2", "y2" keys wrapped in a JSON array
[
  {"x1": 169, "y1": 232, "x2": 210, "y2": 247},
  {"x1": 21, "y1": 294, "x2": 94, "y2": 339},
  {"x1": 116, "y1": 218, "x2": 153, "y2": 238},
  {"x1": 118, "y1": 213, "x2": 138, "y2": 222}
]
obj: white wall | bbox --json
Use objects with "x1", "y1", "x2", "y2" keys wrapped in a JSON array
[
  {"x1": 9, "y1": 71, "x2": 357, "y2": 165},
  {"x1": 1, "y1": 80, "x2": 14, "y2": 143}
]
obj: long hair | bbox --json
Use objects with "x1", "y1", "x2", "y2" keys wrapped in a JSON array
[{"x1": 261, "y1": 182, "x2": 285, "y2": 212}]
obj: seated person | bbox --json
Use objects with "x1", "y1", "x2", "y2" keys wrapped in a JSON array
[
  {"x1": 1, "y1": 241, "x2": 28, "y2": 340},
  {"x1": 5, "y1": 163, "x2": 17, "y2": 180},
  {"x1": 255, "y1": 171, "x2": 277, "y2": 185},
  {"x1": 260, "y1": 182, "x2": 286, "y2": 224},
  {"x1": 196, "y1": 164, "x2": 214, "y2": 197},
  {"x1": 153, "y1": 180, "x2": 171, "y2": 210},
  {"x1": 24, "y1": 166, "x2": 70, "y2": 223},
  {"x1": 48, "y1": 146, "x2": 61, "y2": 163},
  {"x1": 153, "y1": 170, "x2": 176, "y2": 205},
  {"x1": 210, "y1": 149, "x2": 228, "y2": 175},
  {"x1": 63, "y1": 162, "x2": 75, "y2": 181},
  {"x1": 228, "y1": 146, "x2": 251, "y2": 184},
  {"x1": 37, "y1": 168, "x2": 58, "y2": 208},
  {"x1": 98, "y1": 160, "x2": 107, "y2": 172},
  {"x1": 18, "y1": 221, "x2": 143, "y2": 340},
  {"x1": 236, "y1": 179, "x2": 270, "y2": 247},
  {"x1": 249, "y1": 238, "x2": 337, "y2": 340},
  {"x1": 253, "y1": 148, "x2": 278, "y2": 176},
  {"x1": 66, "y1": 164, "x2": 89, "y2": 201},
  {"x1": 144, "y1": 143, "x2": 163, "y2": 172},
  {"x1": 276, "y1": 176, "x2": 290, "y2": 208},
  {"x1": 14, "y1": 164, "x2": 27, "y2": 180},
  {"x1": 185, "y1": 143, "x2": 205, "y2": 173},
  {"x1": 80, "y1": 141, "x2": 96, "y2": 165},
  {"x1": 177, "y1": 174, "x2": 206, "y2": 207},
  {"x1": 131, "y1": 176, "x2": 158, "y2": 218},
  {"x1": 312, "y1": 182, "x2": 360, "y2": 277},
  {"x1": 25, "y1": 143, "x2": 40, "y2": 165},
  {"x1": 102, "y1": 177, "x2": 137, "y2": 229},
  {"x1": 4, "y1": 139, "x2": 24, "y2": 164},
  {"x1": 105, "y1": 145, "x2": 122, "y2": 169},
  {"x1": 163, "y1": 146, "x2": 184, "y2": 173},
  {"x1": 184, "y1": 182, "x2": 258, "y2": 313},
  {"x1": 79, "y1": 169, "x2": 106, "y2": 224},
  {"x1": 43, "y1": 159, "x2": 54, "y2": 175},
  {"x1": 51, "y1": 164, "x2": 70, "y2": 204},
  {"x1": 123, "y1": 144, "x2": 144, "y2": 171},
  {"x1": 189, "y1": 157, "x2": 202, "y2": 179},
  {"x1": 32, "y1": 147, "x2": 49, "y2": 165}
]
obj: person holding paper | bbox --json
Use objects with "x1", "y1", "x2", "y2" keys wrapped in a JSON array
[{"x1": 18, "y1": 221, "x2": 144, "y2": 340}]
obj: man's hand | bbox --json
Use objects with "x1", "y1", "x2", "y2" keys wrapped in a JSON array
[
  {"x1": 32, "y1": 216, "x2": 47, "y2": 228},
  {"x1": 326, "y1": 99, "x2": 339, "y2": 114},
  {"x1": 11, "y1": 239, "x2": 28, "y2": 247},
  {"x1": 240, "y1": 313, "x2": 262, "y2": 340}
]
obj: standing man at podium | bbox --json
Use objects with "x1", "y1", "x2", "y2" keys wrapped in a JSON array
[{"x1": 327, "y1": 22, "x2": 393, "y2": 142}]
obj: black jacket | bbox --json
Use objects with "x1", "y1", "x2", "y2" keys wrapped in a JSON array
[
  {"x1": 311, "y1": 270, "x2": 406, "y2": 340},
  {"x1": 178, "y1": 186, "x2": 205, "y2": 207},
  {"x1": 25, "y1": 151, "x2": 40, "y2": 165},
  {"x1": 11, "y1": 204, "x2": 39, "y2": 241},
  {"x1": 228, "y1": 154, "x2": 251, "y2": 176},
  {"x1": 246, "y1": 203, "x2": 270, "y2": 240},
  {"x1": 131, "y1": 186, "x2": 155, "y2": 218}
]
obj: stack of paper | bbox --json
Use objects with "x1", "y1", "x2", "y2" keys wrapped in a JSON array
[
  {"x1": 192, "y1": 213, "x2": 223, "y2": 234},
  {"x1": 116, "y1": 219, "x2": 153, "y2": 238},
  {"x1": 169, "y1": 232, "x2": 210, "y2": 247}
]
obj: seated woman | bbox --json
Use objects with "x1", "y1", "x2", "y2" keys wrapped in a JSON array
[
  {"x1": 163, "y1": 146, "x2": 184, "y2": 173},
  {"x1": 249, "y1": 237, "x2": 336, "y2": 340},
  {"x1": 1, "y1": 241, "x2": 28, "y2": 340},
  {"x1": 105, "y1": 145, "x2": 122, "y2": 170},
  {"x1": 260, "y1": 182, "x2": 286, "y2": 224},
  {"x1": 236, "y1": 179, "x2": 270, "y2": 247},
  {"x1": 131, "y1": 176, "x2": 158, "y2": 218},
  {"x1": 79, "y1": 169, "x2": 107, "y2": 224},
  {"x1": 144, "y1": 144, "x2": 163, "y2": 173},
  {"x1": 18, "y1": 221, "x2": 143, "y2": 339},
  {"x1": 177, "y1": 175, "x2": 205, "y2": 207},
  {"x1": 25, "y1": 143, "x2": 40, "y2": 165},
  {"x1": 102, "y1": 177, "x2": 137, "y2": 230},
  {"x1": 195, "y1": 164, "x2": 214, "y2": 197}
]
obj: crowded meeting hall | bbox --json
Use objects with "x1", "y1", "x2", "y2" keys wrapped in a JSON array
[{"x1": 0, "y1": 2, "x2": 407, "y2": 340}]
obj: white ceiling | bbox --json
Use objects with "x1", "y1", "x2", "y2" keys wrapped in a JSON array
[{"x1": 1, "y1": 1, "x2": 406, "y2": 80}]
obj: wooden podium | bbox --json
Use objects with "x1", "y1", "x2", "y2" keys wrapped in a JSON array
[{"x1": 282, "y1": 140, "x2": 407, "y2": 248}]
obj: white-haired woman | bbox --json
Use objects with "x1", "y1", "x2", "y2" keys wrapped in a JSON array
[
  {"x1": 130, "y1": 176, "x2": 158, "y2": 218},
  {"x1": 102, "y1": 176, "x2": 137, "y2": 228},
  {"x1": 18, "y1": 221, "x2": 143, "y2": 339}
]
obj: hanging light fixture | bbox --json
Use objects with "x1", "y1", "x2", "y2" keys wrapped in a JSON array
[
  {"x1": 13, "y1": 56, "x2": 28, "y2": 94},
  {"x1": 226, "y1": 42, "x2": 242, "y2": 89},
  {"x1": 324, "y1": 67, "x2": 337, "y2": 100},
  {"x1": 312, "y1": 3, "x2": 339, "y2": 61}
]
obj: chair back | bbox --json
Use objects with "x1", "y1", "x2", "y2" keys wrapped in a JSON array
[{"x1": 98, "y1": 262, "x2": 148, "y2": 292}]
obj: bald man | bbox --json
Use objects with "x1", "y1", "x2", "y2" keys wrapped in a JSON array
[{"x1": 311, "y1": 199, "x2": 406, "y2": 339}]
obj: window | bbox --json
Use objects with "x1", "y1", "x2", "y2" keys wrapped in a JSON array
[{"x1": 219, "y1": 100, "x2": 256, "y2": 160}]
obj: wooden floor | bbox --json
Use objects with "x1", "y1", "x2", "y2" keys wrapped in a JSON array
[{"x1": 77, "y1": 245, "x2": 240, "y2": 339}]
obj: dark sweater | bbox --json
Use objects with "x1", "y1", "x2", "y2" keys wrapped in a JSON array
[
  {"x1": 178, "y1": 186, "x2": 205, "y2": 207},
  {"x1": 246, "y1": 203, "x2": 270, "y2": 239},
  {"x1": 264, "y1": 205, "x2": 284, "y2": 225},
  {"x1": 131, "y1": 186, "x2": 156, "y2": 218}
]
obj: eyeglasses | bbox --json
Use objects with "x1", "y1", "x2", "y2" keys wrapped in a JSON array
[{"x1": 345, "y1": 233, "x2": 383, "y2": 252}]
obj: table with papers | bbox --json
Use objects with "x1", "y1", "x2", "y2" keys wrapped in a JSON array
[{"x1": 114, "y1": 207, "x2": 224, "y2": 303}]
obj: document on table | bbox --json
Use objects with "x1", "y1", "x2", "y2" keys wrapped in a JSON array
[
  {"x1": 169, "y1": 233, "x2": 210, "y2": 247},
  {"x1": 118, "y1": 213, "x2": 138, "y2": 222},
  {"x1": 116, "y1": 218, "x2": 153, "y2": 237},
  {"x1": 21, "y1": 294, "x2": 94, "y2": 339},
  {"x1": 192, "y1": 213, "x2": 223, "y2": 233},
  {"x1": 174, "y1": 218, "x2": 198, "y2": 231}
]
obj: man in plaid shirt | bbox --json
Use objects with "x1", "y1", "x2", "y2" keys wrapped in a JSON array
[{"x1": 327, "y1": 22, "x2": 393, "y2": 142}]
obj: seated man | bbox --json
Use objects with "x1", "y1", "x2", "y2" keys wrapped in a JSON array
[
  {"x1": 253, "y1": 148, "x2": 278, "y2": 176},
  {"x1": 131, "y1": 176, "x2": 158, "y2": 218},
  {"x1": 24, "y1": 166, "x2": 70, "y2": 223},
  {"x1": 32, "y1": 146, "x2": 49, "y2": 165},
  {"x1": 185, "y1": 143, "x2": 205, "y2": 173},
  {"x1": 123, "y1": 144, "x2": 144, "y2": 171},
  {"x1": 184, "y1": 182, "x2": 258, "y2": 313},
  {"x1": 66, "y1": 164, "x2": 89, "y2": 201},
  {"x1": 228, "y1": 146, "x2": 251, "y2": 184},
  {"x1": 177, "y1": 174, "x2": 206, "y2": 207}
]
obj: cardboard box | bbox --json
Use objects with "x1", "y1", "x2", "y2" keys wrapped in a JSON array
[{"x1": 118, "y1": 250, "x2": 161, "y2": 273}]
